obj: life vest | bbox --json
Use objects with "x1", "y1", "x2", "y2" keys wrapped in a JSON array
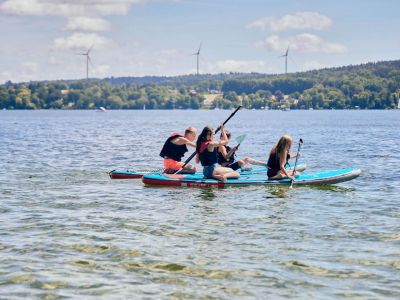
[
  {"x1": 198, "y1": 141, "x2": 218, "y2": 166},
  {"x1": 159, "y1": 134, "x2": 188, "y2": 162},
  {"x1": 217, "y1": 145, "x2": 235, "y2": 165}
]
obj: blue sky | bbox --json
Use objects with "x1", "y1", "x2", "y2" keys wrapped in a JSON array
[{"x1": 0, "y1": 0, "x2": 399, "y2": 83}]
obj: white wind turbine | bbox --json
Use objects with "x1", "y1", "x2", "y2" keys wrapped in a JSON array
[
  {"x1": 191, "y1": 43, "x2": 202, "y2": 75},
  {"x1": 77, "y1": 45, "x2": 94, "y2": 79}
]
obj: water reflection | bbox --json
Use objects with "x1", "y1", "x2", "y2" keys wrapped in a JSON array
[
  {"x1": 307, "y1": 185, "x2": 355, "y2": 193},
  {"x1": 267, "y1": 186, "x2": 291, "y2": 199},
  {"x1": 197, "y1": 188, "x2": 217, "y2": 201}
]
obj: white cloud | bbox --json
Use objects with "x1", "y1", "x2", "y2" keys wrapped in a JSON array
[
  {"x1": 66, "y1": 17, "x2": 111, "y2": 32},
  {"x1": 92, "y1": 64, "x2": 111, "y2": 77},
  {"x1": 22, "y1": 61, "x2": 39, "y2": 73},
  {"x1": 302, "y1": 60, "x2": 325, "y2": 70},
  {"x1": 206, "y1": 59, "x2": 267, "y2": 73},
  {"x1": 0, "y1": 0, "x2": 145, "y2": 17},
  {"x1": 158, "y1": 49, "x2": 178, "y2": 56},
  {"x1": 51, "y1": 32, "x2": 112, "y2": 51},
  {"x1": 152, "y1": 49, "x2": 179, "y2": 73},
  {"x1": 0, "y1": 71, "x2": 13, "y2": 83},
  {"x1": 257, "y1": 33, "x2": 347, "y2": 54},
  {"x1": 48, "y1": 55, "x2": 57, "y2": 65},
  {"x1": 247, "y1": 11, "x2": 332, "y2": 32}
]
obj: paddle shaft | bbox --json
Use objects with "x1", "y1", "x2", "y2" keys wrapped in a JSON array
[
  {"x1": 290, "y1": 138, "x2": 303, "y2": 187},
  {"x1": 174, "y1": 106, "x2": 242, "y2": 174}
]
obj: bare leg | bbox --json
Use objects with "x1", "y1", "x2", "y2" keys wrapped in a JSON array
[
  {"x1": 178, "y1": 164, "x2": 197, "y2": 174},
  {"x1": 212, "y1": 174, "x2": 226, "y2": 181},
  {"x1": 213, "y1": 167, "x2": 240, "y2": 181},
  {"x1": 269, "y1": 169, "x2": 301, "y2": 179},
  {"x1": 243, "y1": 157, "x2": 268, "y2": 167}
]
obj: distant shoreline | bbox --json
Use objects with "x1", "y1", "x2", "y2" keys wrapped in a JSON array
[
  {"x1": 1, "y1": 59, "x2": 399, "y2": 110},
  {"x1": 1, "y1": 108, "x2": 398, "y2": 111}
]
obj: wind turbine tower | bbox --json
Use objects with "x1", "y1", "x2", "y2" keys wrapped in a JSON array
[
  {"x1": 279, "y1": 46, "x2": 289, "y2": 74},
  {"x1": 192, "y1": 43, "x2": 202, "y2": 75},
  {"x1": 77, "y1": 45, "x2": 93, "y2": 79}
]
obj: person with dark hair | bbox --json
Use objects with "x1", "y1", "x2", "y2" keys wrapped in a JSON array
[
  {"x1": 196, "y1": 125, "x2": 240, "y2": 181},
  {"x1": 159, "y1": 127, "x2": 197, "y2": 174},
  {"x1": 217, "y1": 131, "x2": 268, "y2": 171}
]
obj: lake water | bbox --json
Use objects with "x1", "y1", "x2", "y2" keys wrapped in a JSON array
[{"x1": 0, "y1": 110, "x2": 399, "y2": 299}]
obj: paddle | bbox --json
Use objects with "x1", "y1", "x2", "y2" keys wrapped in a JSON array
[
  {"x1": 221, "y1": 133, "x2": 247, "y2": 166},
  {"x1": 174, "y1": 106, "x2": 243, "y2": 174},
  {"x1": 234, "y1": 134, "x2": 246, "y2": 148},
  {"x1": 290, "y1": 138, "x2": 303, "y2": 188}
]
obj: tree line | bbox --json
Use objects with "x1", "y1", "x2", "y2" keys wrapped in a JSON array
[{"x1": 1, "y1": 59, "x2": 399, "y2": 110}]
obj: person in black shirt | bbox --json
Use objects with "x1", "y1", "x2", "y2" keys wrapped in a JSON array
[
  {"x1": 159, "y1": 127, "x2": 197, "y2": 174},
  {"x1": 217, "y1": 131, "x2": 268, "y2": 171},
  {"x1": 267, "y1": 135, "x2": 300, "y2": 180}
]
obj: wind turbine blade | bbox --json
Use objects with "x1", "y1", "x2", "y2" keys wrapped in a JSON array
[
  {"x1": 88, "y1": 55, "x2": 94, "y2": 66},
  {"x1": 87, "y1": 44, "x2": 94, "y2": 54},
  {"x1": 199, "y1": 55, "x2": 207, "y2": 63},
  {"x1": 198, "y1": 42, "x2": 202, "y2": 54}
]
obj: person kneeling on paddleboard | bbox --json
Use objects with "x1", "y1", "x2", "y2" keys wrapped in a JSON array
[
  {"x1": 267, "y1": 135, "x2": 300, "y2": 180},
  {"x1": 217, "y1": 131, "x2": 268, "y2": 171},
  {"x1": 160, "y1": 127, "x2": 197, "y2": 174},
  {"x1": 196, "y1": 125, "x2": 240, "y2": 182}
]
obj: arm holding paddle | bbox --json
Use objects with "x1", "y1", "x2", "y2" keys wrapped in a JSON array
[
  {"x1": 172, "y1": 136, "x2": 196, "y2": 148},
  {"x1": 219, "y1": 144, "x2": 237, "y2": 161},
  {"x1": 289, "y1": 151, "x2": 300, "y2": 160},
  {"x1": 174, "y1": 106, "x2": 242, "y2": 174},
  {"x1": 208, "y1": 124, "x2": 228, "y2": 150},
  {"x1": 281, "y1": 161, "x2": 295, "y2": 181}
]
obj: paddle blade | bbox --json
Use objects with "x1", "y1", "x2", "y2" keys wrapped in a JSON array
[{"x1": 235, "y1": 134, "x2": 246, "y2": 145}]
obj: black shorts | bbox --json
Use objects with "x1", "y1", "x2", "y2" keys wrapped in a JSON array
[
  {"x1": 267, "y1": 169, "x2": 279, "y2": 178},
  {"x1": 226, "y1": 161, "x2": 240, "y2": 171}
]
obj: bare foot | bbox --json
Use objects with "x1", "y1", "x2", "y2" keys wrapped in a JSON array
[{"x1": 213, "y1": 174, "x2": 227, "y2": 182}]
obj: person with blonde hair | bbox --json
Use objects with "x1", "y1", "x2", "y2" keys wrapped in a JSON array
[
  {"x1": 196, "y1": 125, "x2": 240, "y2": 182},
  {"x1": 267, "y1": 135, "x2": 300, "y2": 180}
]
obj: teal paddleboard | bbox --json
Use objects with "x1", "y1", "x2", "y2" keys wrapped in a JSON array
[{"x1": 142, "y1": 168, "x2": 361, "y2": 188}]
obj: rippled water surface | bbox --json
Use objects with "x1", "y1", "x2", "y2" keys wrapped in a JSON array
[{"x1": 0, "y1": 110, "x2": 399, "y2": 299}]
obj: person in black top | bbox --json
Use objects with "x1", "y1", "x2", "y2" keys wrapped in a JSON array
[
  {"x1": 217, "y1": 131, "x2": 268, "y2": 171},
  {"x1": 196, "y1": 125, "x2": 240, "y2": 181},
  {"x1": 159, "y1": 127, "x2": 197, "y2": 174},
  {"x1": 267, "y1": 135, "x2": 300, "y2": 180}
]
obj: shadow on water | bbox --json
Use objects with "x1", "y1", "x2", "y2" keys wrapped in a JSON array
[
  {"x1": 303, "y1": 184, "x2": 356, "y2": 193},
  {"x1": 261, "y1": 183, "x2": 355, "y2": 200},
  {"x1": 196, "y1": 188, "x2": 217, "y2": 201},
  {"x1": 268, "y1": 186, "x2": 291, "y2": 199}
]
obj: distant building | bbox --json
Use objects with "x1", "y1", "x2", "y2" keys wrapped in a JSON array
[
  {"x1": 203, "y1": 93, "x2": 223, "y2": 108},
  {"x1": 209, "y1": 89, "x2": 222, "y2": 94},
  {"x1": 167, "y1": 89, "x2": 178, "y2": 94}
]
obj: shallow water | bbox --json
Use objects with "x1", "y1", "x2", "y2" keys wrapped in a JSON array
[{"x1": 0, "y1": 110, "x2": 399, "y2": 299}]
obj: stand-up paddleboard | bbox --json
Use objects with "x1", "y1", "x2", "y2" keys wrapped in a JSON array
[
  {"x1": 142, "y1": 168, "x2": 361, "y2": 188},
  {"x1": 109, "y1": 162, "x2": 307, "y2": 179}
]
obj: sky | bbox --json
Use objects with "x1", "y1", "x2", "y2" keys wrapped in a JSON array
[{"x1": 0, "y1": 0, "x2": 399, "y2": 83}]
